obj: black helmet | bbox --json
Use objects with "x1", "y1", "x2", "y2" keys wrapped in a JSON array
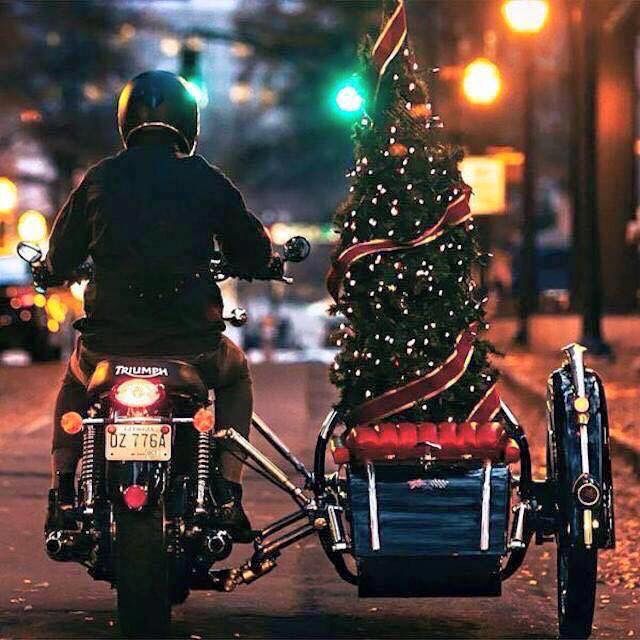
[{"x1": 117, "y1": 70, "x2": 200, "y2": 155}]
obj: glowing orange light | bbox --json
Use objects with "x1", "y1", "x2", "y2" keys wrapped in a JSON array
[
  {"x1": 0, "y1": 178, "x2": 18, "y2": 213},
  {"x1": 502, "y1": 0, "x2": 549, "y2": 34},
  {"x1": 20, "y1": 110, "x2": 42, "y2": 123},
  {"x1": 193, "y1": 408, "x2": 214, "y2": 433},
  {"x1": 462, "y1": 58, "x2": 502, "y2": 106},
  {"x1": 114, "y1": 379, "x2": 161, "y2": 408},
  {"x1": 61, "y1": 411, "x2": 84, "y2": 435}
]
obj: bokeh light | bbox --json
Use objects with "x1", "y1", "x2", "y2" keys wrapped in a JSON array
[
  {"x1": 502, "y1": 0, "x2": 549, "y2": 34},
  {"x1": 17, "y1": 210, "x2": 47, "y2": 243},
  {"x1": 462, "y1": 58, "x2": 502, "y2": 105}
]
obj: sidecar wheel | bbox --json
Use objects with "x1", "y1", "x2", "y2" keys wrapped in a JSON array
[
  {"x1": 115, "y1": 505, "x2": 170, "y2": 638},
  {"x1": 557, "y1": 545, "x2": 597, "y2": 639}
]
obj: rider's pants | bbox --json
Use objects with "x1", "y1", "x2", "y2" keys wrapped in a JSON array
[{"x1": 52, "y1": 335, "x2": 252, "y2": 485}]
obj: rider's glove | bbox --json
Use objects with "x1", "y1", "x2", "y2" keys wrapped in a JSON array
[
  {"x1": 31, "y1": 263, "x2": 65, "y2": 293},
  {"x1": 31, "y1": 263, "x2": 51, "y2": 293},
  {"x1": 265, "y1": 255, "x2": 284, "y2": 279}
]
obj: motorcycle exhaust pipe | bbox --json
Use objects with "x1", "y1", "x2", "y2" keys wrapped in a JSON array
[
  {"x1": 45, "y1": 533, "x2": 64, "y2": 557},
  {"x1": 203, "y1": 530, "x2": 233, "y2": 561},
  {"x1": 45, "y1": 531, "x2": 91, "y2": 562}
]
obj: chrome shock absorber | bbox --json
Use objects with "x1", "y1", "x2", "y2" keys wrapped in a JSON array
[
  {"x1": 80, "y1": 423, "x2": 104, "y2": 514},
  {"x1": 80, "y1": 424, "x2": 97, "y2": 513},
  {"x1": 195, "y1": 430, "x2": 211, "y2": 515}
]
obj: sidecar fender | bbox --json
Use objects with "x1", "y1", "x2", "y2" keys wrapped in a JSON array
[{"x1": 547, "y1": 367, "x2": 615, "y2": 549}]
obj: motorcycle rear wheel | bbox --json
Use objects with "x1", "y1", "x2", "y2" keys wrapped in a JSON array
[{"x1": 115, "y1": 505, "x2": 170, "y2": 638}]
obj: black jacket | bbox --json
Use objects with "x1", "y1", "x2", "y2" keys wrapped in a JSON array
[{"x1": 46, "y1": 142, "x2": 272, "y2": 355}]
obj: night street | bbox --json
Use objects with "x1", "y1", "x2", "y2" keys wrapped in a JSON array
[{"x1": 1, "y1": 360, "x2": 638, "y2": 640}]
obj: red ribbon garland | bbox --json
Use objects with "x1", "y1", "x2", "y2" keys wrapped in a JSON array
[
  {"x1": 327, "y1": 186, "x2": 472, "y2": 303},
  {"x1": 467, "y1": 384, "x2": 501, "y2": 423},
  {"x1": 347, "y1": 322, "x2": 479, "y2": 426},
  {"x1": 372, "y1": 0, "x2": 408, "y2": 78}
]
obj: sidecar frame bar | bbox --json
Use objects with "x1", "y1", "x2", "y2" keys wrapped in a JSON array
[
  {"x1": 213, "y1": 428, "x2": 311, "y2": 508},
  {"x1": 251, "y1": 413, "x2": 313, "y2": 486}
]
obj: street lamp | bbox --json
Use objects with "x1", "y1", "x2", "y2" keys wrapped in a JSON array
[
  {"x1": 502, "y1": 1, "x2": 549, "y2": 34},
  {"x1": 502, "y1": 0, "x2": 549, "y2": 347},
  {"x1": 462, "y1": 58, "x2": 502, "y2": 106}
]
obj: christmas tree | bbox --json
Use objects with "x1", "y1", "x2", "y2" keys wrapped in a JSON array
[{"x1": 328, "y1": 0, "x2": 500, "y2": 428}]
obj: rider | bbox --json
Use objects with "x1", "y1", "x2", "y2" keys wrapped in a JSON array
[{"x1": 44, "y1": 70, "x2": 275, "y2": 542}]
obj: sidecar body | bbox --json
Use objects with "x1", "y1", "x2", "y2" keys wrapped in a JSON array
[
  {"x1": 348, "y1": 460, "x2": 511, "y2": 597},
  {"x1": 312, "y1": 345, "x2": 615, "y2": 638}
]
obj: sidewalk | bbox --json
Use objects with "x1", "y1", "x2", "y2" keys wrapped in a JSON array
[{"x1": 496, "y1": 346, "x2": 640, "y2": 473}]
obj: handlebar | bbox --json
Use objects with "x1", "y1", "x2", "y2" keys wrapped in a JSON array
[
  {"x1": 210, "y1": 255, "x2": 291, "y2": 284},
  {"x1": 17, "y1": 235, "x2": 311, "y2": 293},
  {"x1": 209, "y1": 235, "x2": 311, "y2": 285}
]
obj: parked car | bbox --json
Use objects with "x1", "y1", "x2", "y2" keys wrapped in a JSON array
[{"x1": 0, "y1": 254, "x2": 59, "y2": 360}]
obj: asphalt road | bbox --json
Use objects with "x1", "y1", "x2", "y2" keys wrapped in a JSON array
[{"x1": 0, "y1": 360, "x2": 638, "y2": 639}]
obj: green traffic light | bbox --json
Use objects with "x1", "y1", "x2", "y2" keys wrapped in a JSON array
[
  {"x1": 184, "y1": 78, "x2": 208, "y2": 107},
  {"x1": 332, "y1": 75, "x2": 366, "y2": 117},
  {"x1": 336, "y1": 85, "x2": 364, "y2": 113}
]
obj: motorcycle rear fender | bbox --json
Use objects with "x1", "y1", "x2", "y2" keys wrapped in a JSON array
[{"x1": 107, "y1": 460, "x2": 168, "y2": 510}]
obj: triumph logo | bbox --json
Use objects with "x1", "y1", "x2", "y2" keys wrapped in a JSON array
[{"x1": 115, "y1": 365, "x2": 169, "y2": 378}]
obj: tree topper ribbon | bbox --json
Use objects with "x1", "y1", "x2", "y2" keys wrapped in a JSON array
[{"x1": 372, "y1": 0, "x2": 408, "y2": 78}]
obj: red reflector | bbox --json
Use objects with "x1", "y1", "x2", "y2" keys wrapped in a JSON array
[{"x1": 122, "y1": 485, "x2": 148, "y2": 510}]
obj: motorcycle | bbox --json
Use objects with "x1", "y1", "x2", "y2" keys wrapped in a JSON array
[{"x1": 17, "y1": 237, "x2": 614, "y2": 639}]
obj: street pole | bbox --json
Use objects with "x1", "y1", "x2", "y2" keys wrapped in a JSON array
[
  {"x1": 514, "y1": 39, "x2": 537, "y2": 346},
  {"x1": 574, "y1": 0, "x2": 611, "y2": 356}
]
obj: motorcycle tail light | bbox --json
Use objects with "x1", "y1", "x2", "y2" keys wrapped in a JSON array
[
  {"x1": 122, "y1": 485, "x2": 148, "y2": 510},
  {"x1": 114, "y1": 379, "x2": 162, "y2": 408},
  {"x1": 61, "y1": 411, "x2": 84, "y2": 434},
  {"x1": 193, "y1": 408, "x2": 214, "y2": 433}
]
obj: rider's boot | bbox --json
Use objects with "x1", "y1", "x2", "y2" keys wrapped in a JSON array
[
  {"x1": 45, "y1": 471, "x2": 77, "y2": 534},
  {"x1": 213, "y1": 478, "x2": 254, "y2": 543}
]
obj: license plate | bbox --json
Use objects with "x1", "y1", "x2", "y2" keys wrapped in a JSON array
[{"x1": 105, "y1": 424, "x2": 171, "y2": 462}]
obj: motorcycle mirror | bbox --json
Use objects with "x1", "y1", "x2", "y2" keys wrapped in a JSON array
[
  {"x1": 224, "y1": 307, "x2": 248, "y2": 327},
  {"x1": 17, "y1": 241, "x2": 43, "y2": 264},
  {"x1": 283, "y1": 236, "x2": 311, "y2": 263}
]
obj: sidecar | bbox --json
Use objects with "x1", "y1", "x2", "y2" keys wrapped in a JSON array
[{"x1": 313, "y1": 344, "x2": 615, "y2": 639}]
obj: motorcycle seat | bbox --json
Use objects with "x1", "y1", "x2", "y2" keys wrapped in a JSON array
[
  {"x1": 330, "y1": 421, "x2": 520, "y2": 465},
  {"x1": 86, "y1": 357, "x2": 208, "y2": 403}
]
